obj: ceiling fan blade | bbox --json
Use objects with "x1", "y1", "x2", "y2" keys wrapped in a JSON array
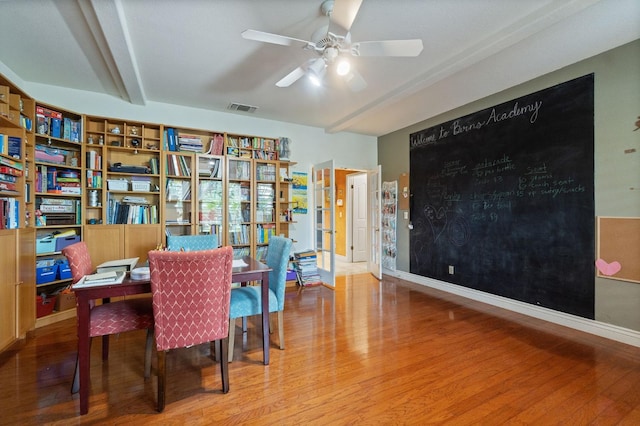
[
  {"x1": 276, "y1": 66, "x2": 306, "y2": 87},
  {"x1": 344, "y1": 68, "x2": 367, "y2": 92},
  {"x1": 328, "y1": 0, "x2": 363, "y2": 35},
  {"x1": 355, "y1": 39, "x2": 424, "y2": 57},
  {"x1": 242, "y1": 29, "x2": 312, "y2": 49}
]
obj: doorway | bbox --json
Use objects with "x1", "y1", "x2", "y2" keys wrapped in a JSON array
[{"x1": 334, "y1": 169, "x2": 367, "y2": 274}]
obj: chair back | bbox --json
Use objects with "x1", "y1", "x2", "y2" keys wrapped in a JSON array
[
  {"x1": 148, "y1": 246, "x2": 233, "y2": 352},
  {"x1": 264, "y1": 236, "x2": 293, "y2": 311},
  {"x1": 61, "y1": 241, "x2": 93, "y2": 284},
  {"x1": 166, "y1": 234, "x2": 218, "y2": 252}
]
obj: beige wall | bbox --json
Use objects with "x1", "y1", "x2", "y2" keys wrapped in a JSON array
[{"x1": 378, "y1": 40, "x2": 640, "y2": 331}]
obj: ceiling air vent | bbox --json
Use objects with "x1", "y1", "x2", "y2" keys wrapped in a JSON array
[{"x1": 227, "y1": 102, "x2": 258, "y2": 113}]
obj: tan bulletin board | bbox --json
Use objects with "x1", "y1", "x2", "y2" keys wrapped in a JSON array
[
  {"x1": 399, "y1": 173, "x2": 410, "y2": 210},
  {"x1": 597, "y1": 217, "x2": 640, "y2": 283}
]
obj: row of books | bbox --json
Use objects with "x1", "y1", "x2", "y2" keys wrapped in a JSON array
[
  {"x1": 35, "y1": 165, "x2": 81, "y2": 194},
  {"x1": 255, "y1": 163, "x2": 277, "y2": 181},
  {"x1": 36, "y1": 106, "x2": 81, "y2": 143},
  {"x1": 0, "y1": 164, "x2": 19, "y2": 193},
  {"x1": 0, "y1": 197, "x2": 19, "y2": 229},
  {"x1": 0, "y1": 134, "x2": 21, "y2": 159},
  {"x1": 166, "y1": 154, "x2": 191, "y2": 177},
  {"x1": 228, "y1": 224, "x2": 250, "y2": 245},
  {"x1": 228, "y1": 160, "x2": 251, "y2": 180},
  {"x1": 107, "y1": 198, "x2": 159, "y2": 224},
  {"x1": 255, "y1": 223, "x2": 276, "y2": 244},
  {"x1": 227, "y1": 136, "x2": 278, "y2": 151},
  {"x1": 232, "y1": 246, "x2": 250, "y2": 260},
  {"x1": 86, "y1": 150, "x2": 102, "y2": 170},
  {"x1": 86, "y1": 170, "x2": 102, "y2": 189}
]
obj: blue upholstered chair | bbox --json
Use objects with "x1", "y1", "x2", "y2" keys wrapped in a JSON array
[
  {"x1": 228, "y1": 236, "x2": 292, "y2": 362},
  {"x1": 166, "y1": 234, "x2": 218, "y2": 251}
]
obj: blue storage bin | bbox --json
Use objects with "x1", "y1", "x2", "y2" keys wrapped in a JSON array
[
  {"x1": 36, "y1": 235, "x2": 56, "y2": 254},
  {"x1": 36, "y1": 261, "x2": 59, "y2": 285},
  {"x1": 55, "y1": 235, "x2": 80, "y2": 252},
  {"x1": 57, "y1": 259, "x2": 72, "y2": 280}
]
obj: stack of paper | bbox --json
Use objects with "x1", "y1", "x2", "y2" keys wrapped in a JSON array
[{"x1": 73, "y1": 271, "x2": 126, "y2": 288}]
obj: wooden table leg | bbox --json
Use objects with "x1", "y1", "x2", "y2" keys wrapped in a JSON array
[{"x1": 77, "y1": 295, "x2": 91, "y2": 415}]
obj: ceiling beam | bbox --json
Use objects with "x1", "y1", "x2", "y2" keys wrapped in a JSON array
[{"x1": 71, "y1": 0, "x2": 146, "y2": 105}]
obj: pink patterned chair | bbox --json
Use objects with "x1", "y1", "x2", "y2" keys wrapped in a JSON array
[
  {"x1": 148, "y1": 246, "x2": 233, "y2": 412},
  {"x1": 62, "y1": 242, "x2": 154, "y2": 394}
]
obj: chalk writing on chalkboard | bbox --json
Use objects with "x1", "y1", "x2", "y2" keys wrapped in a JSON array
[{"x1": 409, "y1": 74, "x2": 595, "y2": 319}]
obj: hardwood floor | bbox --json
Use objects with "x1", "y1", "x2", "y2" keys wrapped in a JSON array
[{"x1": 2, "y1": 273, "x2": 640, "y2": 425}]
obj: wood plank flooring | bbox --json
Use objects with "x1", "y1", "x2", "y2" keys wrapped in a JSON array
[{"x1": 2, "y1": 273, "x2": 640, "y2": 425}]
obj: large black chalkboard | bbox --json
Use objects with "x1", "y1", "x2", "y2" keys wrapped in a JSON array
[{"x1": 409, "y1": 74, "x2": 594, "y2": 319}]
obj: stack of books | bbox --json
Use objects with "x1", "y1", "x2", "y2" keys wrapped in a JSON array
[{"x1": 293, "y1": 250, "x2": 321, "y2": 286}]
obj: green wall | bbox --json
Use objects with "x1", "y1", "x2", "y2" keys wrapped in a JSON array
[{"x1": 378, "y1": 39, "x2": 640, "y2": 331}]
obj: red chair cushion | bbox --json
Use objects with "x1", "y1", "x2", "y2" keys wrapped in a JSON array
[{"x1": 89, "y1": 298, "x2": 154, "y2": 337}]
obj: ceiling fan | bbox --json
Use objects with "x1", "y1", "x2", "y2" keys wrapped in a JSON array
[{"x1": 241, "y1": 0, "x2": 423, "y2": 92}]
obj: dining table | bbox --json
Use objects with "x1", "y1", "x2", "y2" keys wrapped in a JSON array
[{"x1": 73, "y1": 255, "x2": 272, "y2": 415}]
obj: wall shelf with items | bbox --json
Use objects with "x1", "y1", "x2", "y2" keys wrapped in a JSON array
[
  {"x1": 255, "y1": 159, "x2": 278, "y2": 262},
  {"x1": 227, "y1": 156, "x2": 252, "y2": 259},
  {"x1": 225, "y1": 133, "x2": 279, "y2": 160},
  {"x1": 85, "y1": 116, "x2": 162, "y2": 226},
  {"x1": 32, "y1": 102, "x2": 83, "y2": 319},
  {"x1": 32, "y1": 105, "x2": 83, "y2": 325},
  {"x1": 162, "y1": 151, "x2": 194, "y2": 236},
  {"x1": 83, "y1": 117, "x2": 106, "y2": 226},
  {"x1": 277, "y1": 161, "x2": 297, "y2": 242},
  {"x1": 164, "y1": 126, "x2": 224, "y2": 155},
  {"x1": 0, "y1": 73, "x2": 36, "y2": 350},
  {"x1": 195, "y1": 153, "x2": 224, "y2": 242}
]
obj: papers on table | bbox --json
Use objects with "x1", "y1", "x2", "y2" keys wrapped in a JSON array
[
  {"x1": 96, "y1": 257, "x2": 139, "y2": 274},
  {"x1": 130, "y1": 267, "x2": 150, "y2": 281},
  {"x1": 73, "y1": 271, "x2": 126, "y2": 289},
  {"x1": 232, "y1": 259, "x2": 247, "y2": 268}
]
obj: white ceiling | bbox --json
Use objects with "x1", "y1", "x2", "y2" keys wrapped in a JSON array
[{"x1": 0, "y1": 0, "x2": 638, "y2": 137}]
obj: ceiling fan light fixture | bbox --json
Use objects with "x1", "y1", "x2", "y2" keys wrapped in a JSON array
[{"x1": 336, "y1": 58, "x2": 350, "y2": 76}]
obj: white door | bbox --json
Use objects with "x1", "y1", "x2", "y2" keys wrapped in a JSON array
[
  {"x1": 367, "y1": 166, "x2": 382, "y2": 279},
  {"x1": 313, "y1": 160, "x2": 335, "y2": 287},
  {"x1": 350, "y1": 173, "x2": 368, "y2": 262}
]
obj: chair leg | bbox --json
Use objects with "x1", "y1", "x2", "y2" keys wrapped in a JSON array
[
  {"x1": 219, "y1": 338, "x2": 229, "y2": 393},
  {"x1": 144, "y1": 328, "x2": 153, "y2": 379},
  {"x1": 242, "y1": 316, "x2": 247, "y2": 333},
  {"x1": 71, "y1": 337, "x2": 93, "y2": 394},
  {"x1": 228, "y1": 318, "x2": 237, "y2": 362},
  {"x1": 102, "y1": 334, "x2": 109, "y2": 361},
  {"x1": 71, "y1": 355, "x2": 80, "y2": 394},
  {"x1": 157, "y1": 350, "x2": 166, "y2": 412},
  {"x1": 269, "y1": 313, "x2": 274, "y2": 334},
  {"x1": 277, "y1": 310, "x2": 285, "y2": 350}
]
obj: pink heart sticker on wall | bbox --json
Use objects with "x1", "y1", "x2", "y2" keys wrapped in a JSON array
[{"x1": 595, "y1": 259, "x2": 622, "y2": 276}]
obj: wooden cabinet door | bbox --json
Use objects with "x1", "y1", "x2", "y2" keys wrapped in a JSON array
[
  {"x1": 84, "y1": 225, "x2": 125, "y2": 267},
  {"x1": 124, "y1": 224, "x2": 161, "y2": 264},
  {"x1": 0, "y1": 231, "x2": 17, "y2": 351},
  {"x1": 17, "y1": 228, "x2": 35, "y2": 338}
]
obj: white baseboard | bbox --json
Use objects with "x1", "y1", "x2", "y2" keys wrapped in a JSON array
[{"x1": 384, "y1": 269, "x2": 640, "y2": 348}]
